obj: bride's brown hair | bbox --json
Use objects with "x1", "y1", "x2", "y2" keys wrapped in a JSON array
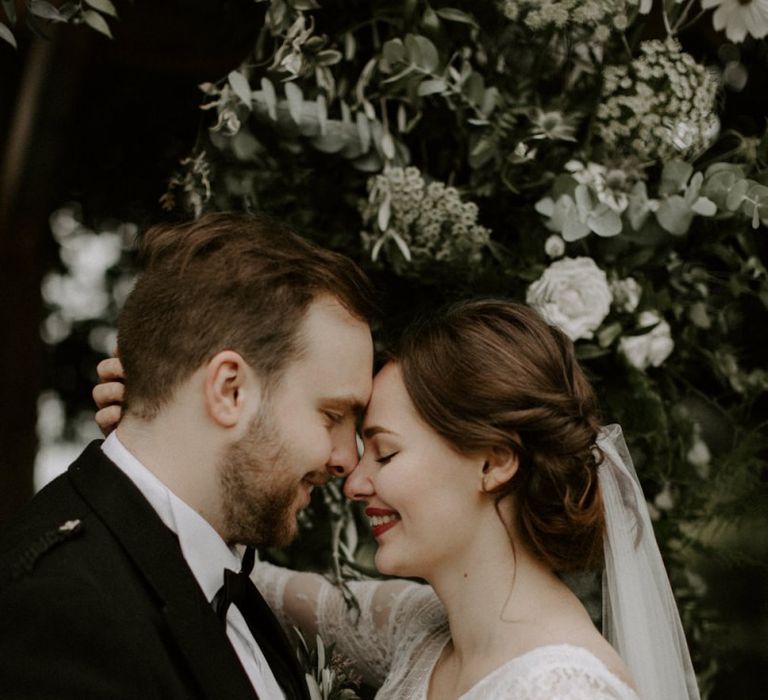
[{"x1": 393, "y1": 299, "x2": 605, "y2": 572}]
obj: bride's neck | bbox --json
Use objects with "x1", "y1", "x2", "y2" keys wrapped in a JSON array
[{"x1": 428, "y1": 526, "x2": 566, "y2": 661}]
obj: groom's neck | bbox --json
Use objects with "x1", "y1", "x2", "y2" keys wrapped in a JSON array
[{"x1": 116, "y1": 407, "x2": 225, "y2": 534}]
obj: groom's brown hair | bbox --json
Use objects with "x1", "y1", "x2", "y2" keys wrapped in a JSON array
[{"x1": 117, "y1": 212, "x2": 378, "y2": 420}]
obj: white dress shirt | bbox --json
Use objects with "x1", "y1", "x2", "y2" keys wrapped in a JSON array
[{"x1": 101, "y1": 432, "x2": 285, "y2": 700}]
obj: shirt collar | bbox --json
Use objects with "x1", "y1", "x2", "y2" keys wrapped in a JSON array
[{"x1": 101, "y1": 431, "x2": 241, "y2": 602}]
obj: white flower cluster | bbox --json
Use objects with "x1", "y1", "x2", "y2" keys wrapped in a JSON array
[
  {"x1": 362, "y1": 167, "x2": 491, "y2": 272},
  {"x1": 596, "y1": 38, "x2": 719, "y2": 162},
  {"x1": 526, "y1": 260, "x2": 676, "y2": 370},
  {"x1": 501, "y1": 0, "x2": 646, "y2": 38}
]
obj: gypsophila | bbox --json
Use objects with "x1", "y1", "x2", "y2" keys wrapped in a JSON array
[
  {"x1": 596, "y1": 38, "x2": 719, "y2": 162},
  {"x1": 500, "y1": 0, "x2": 645, "y2": 36},
  {"x1": 361, "y1": 167, "x2": 491, "y2": 274}
]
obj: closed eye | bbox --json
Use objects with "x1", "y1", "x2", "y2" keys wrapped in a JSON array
[
  {"x1": 376, "y1": 452, "x2": 398, "y2": 465},
  {"x1": 324, "y1": 411, "x2": 344, "y2": 425}
]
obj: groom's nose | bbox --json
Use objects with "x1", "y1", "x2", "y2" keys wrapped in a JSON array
[{"x1": 326, "y1": 426, "x2": 358, "y2": 477}]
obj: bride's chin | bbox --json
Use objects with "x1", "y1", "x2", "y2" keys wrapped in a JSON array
[{"x1": 374, "y1": 550, "x2": 412, "y2": 578}]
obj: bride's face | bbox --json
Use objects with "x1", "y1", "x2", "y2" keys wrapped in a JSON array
[{"x1": 344, "y1": 362, "x2": 485, "y2": 578}]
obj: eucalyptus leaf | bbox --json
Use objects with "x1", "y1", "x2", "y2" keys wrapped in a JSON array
[
  {"x1": 316, "y1": 49, "x2": 342, "y2": 66},
  {"x1": 382, "y1": 38, "x2": 406, "y2": 67},
  {"x1": 741, "y1": 185, "x2": 768, "y2": 228},
  {"x1": 260, "y1": 77, "x2": 277, "y2": 120},
  {"x1": 468, "y1": 135, "x2": 495, "y2": 169},
  {"x1": 421, "y1": 6, "x2": 440, "y2": 33},
  {"x1": 405, "y1": 34, "x2": 439, "y2": 73},
  {"x1": 371, "y1": 233, "x2": 387, "y2": 261},
  {"x1": 316, "y1": 93, "x2": 327, "y2": 135},
  {"x1": 378, "y1": 194, "x2": 391, "y2": 232},
  {"x1": 397, "y1": 103, "x2": 407, "y2": 132},
  {"x1": 463, "y1": 71, "x2": 485, "y2": 107},
  {"x1": 435, "y1": 7, "x2": 479, "y2": 27},
  {"x1": 0, "y1": 21, "x2": 16, "y2": 48},
  {"x1": 84, "y1": 0, "x2": 117, "y2": 17},
  {"x1": 28, "y1": 0, "x2": 66, "y2": 22},
  {"x1": 685, "y1": 171, "x2": 704, "y2": 204},
  {"x1": 380, "y1": 64, "x2": 417, "y2": 85},
  {"x1": 690, "y1": 197, "x2": 717, "y2": 217},
  {"x1": 702, "y1": 168, "x2": 741, "y2": 209},
  {"x1": 228, "y1": 71, "x2": 252, "y2": 108},
  {"x1": 628, "y1": 182, "x2": 653, "y2": 231},
  {"x1": 343, "y1": 31, "x2": 356, "y2": 61},
  {"x1": 389, "y1": 230, "x2": 413, "y2": 262},
  {"x1": 356, "y1": 112, "x2": 371, "y2": 152},
  {"x1": 481, "y1": 87, "x2": 498, "y2": 117},
  {"x1": 562, "y1": 216, "x2": 590, "y2": 242},
  {"x1": 534, "y1": 197, "x2": 554, "y2": 217},
  {"x1": 573, "y1": 183, "x2": 593, "y2": 218},
  {"x1": 575, "y1": 344, "x2": 610, "y2": 360},
  {"x1": 340, "y1": 100, "x2": 351, "y2": 123},
  {"x1": 2, "y1": 0, "x2": 16, "y2": 24},
  {"x1": 656, "y1": 195, "x2": 694, "y2": 235},
  {"x1": 598, "y1": 322, "x2": 623, "y2": 348},
  {"x1": 659, "y1": 160, "x2": 693, "y2": 196},
  {"x1": 380, "y1": 130, "x2": 396, "y2": 160},
  {"x1": 284, "y1": 81, "x2": 303, "y2": 124},
  {"x1": 725, "y1": 178, "x2": 749, "y2": 211},
  {"x1": 310, "y1": 122, "x2": 350, "y2": 153},
  {"x1": 417, "y1": 78, "x2": 447, "y2": 96},
  {"x1": 587, "y1": 203, "x2": 623, "y2": 237},
  {"x1": 81, "y1": 9, "x2": 112, "y2": 37}
]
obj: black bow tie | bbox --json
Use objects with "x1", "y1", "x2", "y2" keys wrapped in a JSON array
[
  {"x1": 212, "y1": 545, "x2": 256, "y2": 621},
  {"x1": 211, "y1": 546, "x2": 309, "y2": 700}
]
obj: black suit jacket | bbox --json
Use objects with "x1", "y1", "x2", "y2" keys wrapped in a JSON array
[{"x1": 0, "y1": 441, "x2": 309, "y2": 700}]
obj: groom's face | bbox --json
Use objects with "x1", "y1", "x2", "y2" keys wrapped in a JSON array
[{"x1": 219, "y1": 294, "x2": 374, "y2": 546}]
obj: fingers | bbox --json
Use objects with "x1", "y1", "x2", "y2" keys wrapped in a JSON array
[
  {"x1": 97, "y1": 357, "x2": 125, "y2": 382},
  {"x1": 92, "y1": 381, "x2": 125, "y2": 410},
  {"x1": 95, "y1": 405, "x2": 122, "y2": 437}
]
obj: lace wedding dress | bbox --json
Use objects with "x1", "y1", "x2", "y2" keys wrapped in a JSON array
[{"x1": 252, "y1": 561, "x2": 639, "y2": 699}]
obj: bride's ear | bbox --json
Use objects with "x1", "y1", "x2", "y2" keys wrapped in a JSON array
[{"x1": 479, "y1": 447, "x2": 519, "y2": 494}]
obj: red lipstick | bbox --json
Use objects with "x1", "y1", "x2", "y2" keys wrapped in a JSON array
[{"x1": 365, "y1": 507, "x2": 401, "y2": 538}]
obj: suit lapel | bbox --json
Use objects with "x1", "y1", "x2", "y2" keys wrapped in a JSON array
[
  {"x1": 246, "y1": 583, "x2": 311, "y2": 700},
  {"x1": 68, "y1": 442, "x2": 259, "y2": 700}
]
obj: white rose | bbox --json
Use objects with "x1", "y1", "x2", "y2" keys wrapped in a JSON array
[
  {"x1": 526, "y1": 257, "x2": 613, "y2": 340},
  {"x1": 545, "y1": 234, "x2": 565, "y2": 258},
  {"x1": 611, "y1": 277, "x2": 642, "y2": 313},
  {"x1": 619, "y1": 310, "x2": 675, "y2": 370}
]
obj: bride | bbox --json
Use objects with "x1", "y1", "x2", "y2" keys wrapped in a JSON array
[{"x1": 95, "y1": 299, "x2": 700, "y2": 699}]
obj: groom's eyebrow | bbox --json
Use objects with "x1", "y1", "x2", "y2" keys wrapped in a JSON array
[{"x1": 324, "y1": 396, "x2": 367, "y2": 418}]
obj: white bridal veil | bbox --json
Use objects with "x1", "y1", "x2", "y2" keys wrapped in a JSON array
[{"x1": 597, "y1": 424, "x2": 701, "y2": 700}]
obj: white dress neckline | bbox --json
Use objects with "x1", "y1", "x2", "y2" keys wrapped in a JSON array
[{"x1": 421, "y1": 641, "x2": 637, "y2": 700}]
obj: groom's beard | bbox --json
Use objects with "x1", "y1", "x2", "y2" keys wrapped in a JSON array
[{"x1": 218, "y1": 408, "x2": 303, "y2": 548}]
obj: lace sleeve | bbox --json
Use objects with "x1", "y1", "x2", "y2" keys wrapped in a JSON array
[{"x1": 250, "y1": 558, "x2": 423, "y2": 686}]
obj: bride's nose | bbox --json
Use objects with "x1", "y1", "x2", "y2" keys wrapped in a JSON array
[{"x1": 343, "y1": 457, "x2": 375, "y2": 501}]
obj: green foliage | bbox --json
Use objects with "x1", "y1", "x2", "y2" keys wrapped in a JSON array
[
  {"x1": 0, "y1": 0, "x2": 119, "y2": 47},
  {"x1": 151, "y1": 0, "x2": 767, "y2": 694}
]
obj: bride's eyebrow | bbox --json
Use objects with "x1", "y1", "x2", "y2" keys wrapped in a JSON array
[{"x1": 361, "y1": 425, "x2": 398, "y2": 439}]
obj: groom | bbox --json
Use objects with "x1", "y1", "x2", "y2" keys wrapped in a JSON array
[{"x1": 0, "y1": 213, "x2": 376, "y2": 699}]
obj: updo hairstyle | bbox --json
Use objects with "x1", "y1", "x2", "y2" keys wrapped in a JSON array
[{"x1": 393, "y1": 299, "x2": 605, "y2": 572}]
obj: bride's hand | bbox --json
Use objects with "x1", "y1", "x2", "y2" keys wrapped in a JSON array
[{"x1": 93, "y1": 357, "x2": 125, "y2": 437}]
